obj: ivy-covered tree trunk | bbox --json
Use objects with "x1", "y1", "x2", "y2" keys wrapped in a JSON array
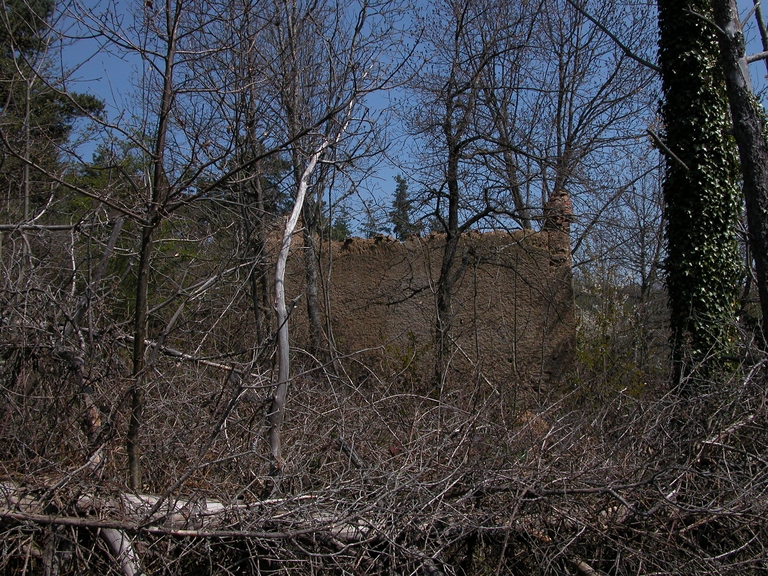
[{"x1": 657, "y1": 0, "x2": 741, "y2": 385}]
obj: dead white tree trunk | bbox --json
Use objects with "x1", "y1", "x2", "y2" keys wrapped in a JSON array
[
  {"x1": 99, "y1": 529, "x2": 144, "y2": 576},
  {"x1": 265, "y1": 90, "x2": 358, "y2": 489},
  {"x1": 266, "y1": 142, "x2": 329, "y2": 483}
]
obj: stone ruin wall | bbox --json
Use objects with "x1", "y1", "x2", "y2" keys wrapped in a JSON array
[{"x1": 284, "y1": 229, "x2": 575, "y2": 397}]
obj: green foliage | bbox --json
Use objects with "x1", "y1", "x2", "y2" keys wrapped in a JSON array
[
  {"x1": 70, "y1": 141, "x2": 146, "y2": 202},
  {"x1": 327, "y1": 204, "x2": 352, "y2": 241},
  {"x1": 574, "y1": 270, "x2": 670, "y2": 400},
  {"x1": 362, "y1": 204, "x2": 384, "y2": 238},
  {"x1": 230, "y1": 149, "x2": 292, "y2": 217},
  {"x1": 657, "y1": 0, "x2": 741, "y2": 381},
  {"x1": 0, "y1": 0, "x2": 52, "y2": 71},
  {"x1": 0, "y1": 0, "x2": 103, "y2": 221}
]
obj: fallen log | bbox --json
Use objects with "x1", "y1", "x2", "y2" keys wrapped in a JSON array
[{"x1": 0, "y1": 480, "x2": 376, "y2": 541}]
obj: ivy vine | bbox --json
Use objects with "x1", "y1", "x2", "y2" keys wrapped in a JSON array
[{"x1": 658, "y1": 0, "x2": 741, "y2": 382}]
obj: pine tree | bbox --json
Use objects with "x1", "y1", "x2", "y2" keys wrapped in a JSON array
[
  {"x1": 0, "y1": 0, "x2": 102, "y2": 221},
  {"x1": 362, "y1": 205, "x2": 382, "y2": 239},
  {"x1": 328, "y1": 205, "x2": 352, "y2": 241},
  {"x1": 389, "y1": 175, "x2": 420, "y2": 240}
]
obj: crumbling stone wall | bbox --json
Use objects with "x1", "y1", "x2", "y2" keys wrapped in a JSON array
[{"x1": 285, "y1": 229, "x2": 575, "y2": 398}]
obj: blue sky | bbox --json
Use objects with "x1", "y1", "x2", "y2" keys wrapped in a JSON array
[{"x1": 62, "y1": 1, "x2": 768, "y2": 117}]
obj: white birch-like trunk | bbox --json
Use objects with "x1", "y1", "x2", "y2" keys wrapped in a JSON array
[{"x1": 266, "y1": 142, "x2": 329, "y2": 475}]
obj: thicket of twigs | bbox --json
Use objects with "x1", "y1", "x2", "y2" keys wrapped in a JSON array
[{"x1": 1, "y1": 292, "x2": 767, "y2": 575}]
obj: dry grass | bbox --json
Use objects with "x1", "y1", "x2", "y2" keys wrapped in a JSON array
[{"x1": 1, "y1": 333, "x2": 767, "y2": 574}]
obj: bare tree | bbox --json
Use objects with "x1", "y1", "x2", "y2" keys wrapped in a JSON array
[
  {"x1": 53, "y1": 0, "x2": 289, "y2": 489},
  {"x1": 403, "y1": 0, "x2": 656, "y2": 385},
  {"x1": 256, "y1": 0, "x2": 407, "y2": 487},
  {"x1": 253, "y1": 0, "x2": 405, "y2": 361},
  {"x1": 402, "y1": 0, "x2": 536, "y2": 384}
]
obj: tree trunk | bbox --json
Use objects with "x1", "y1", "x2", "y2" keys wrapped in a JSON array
[
  {"x1": 435, "y1": 234, "x2": 460, "y2": 386},
  {"x1": 127, "y1": 0, "x2": 180, "y2": 489},
  {"x1": 240, "y1": 172, "x2": 268, "y2": 347},
  {"x1": 434, "y1": 145, "x2": 463, "y2": 385},
  {"x1": 127, "y1": 223, "x2": 154, "y2": 491},
  {"x1": 657, "y1": 0, "x2": 741, "y2": 384},
  {"x1": 303, "y1": 212, "x2": 324, "y2": 353},
  {"x1": 752, "y1": 0, "x2": 768, "y2": 75},
  {"x1": 713, "y1": 0, "x2": 768, "y2": 348},
  {"x1": 266, "y1": 145, "x2": 326, "y2": 490}
]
